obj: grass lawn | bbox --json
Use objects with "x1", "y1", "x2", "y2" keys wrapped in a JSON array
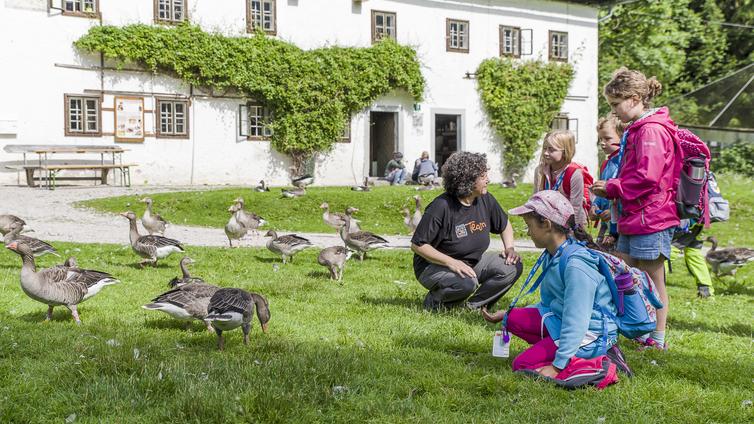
[{"x1": 0, "y1": 241, "x2": 752, "y2": 422}]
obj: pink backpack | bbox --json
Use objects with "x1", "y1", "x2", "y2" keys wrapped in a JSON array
[{"x1": 674, "y1": 129, "x2": 712, "y2": 227}]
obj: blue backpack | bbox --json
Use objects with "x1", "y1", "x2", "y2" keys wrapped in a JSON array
[{"x1": 559, "y1": 242, "x2": 664, "y2": 339}]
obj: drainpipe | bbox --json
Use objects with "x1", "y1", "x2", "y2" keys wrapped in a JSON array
[{"x1": 189, "y1": 84, "x2": 196, "y2": 185}]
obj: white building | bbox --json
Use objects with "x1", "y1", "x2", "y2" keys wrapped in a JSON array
[{"x1": 0, "y1": 0, "x2": 601, "y2": 186}]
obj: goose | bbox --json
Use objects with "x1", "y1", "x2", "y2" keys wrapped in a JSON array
[
  {"x1": 206, "y1": 288, "x2": 270, "y2": 350},
  {"x1": 281, "y1": 187, "x2": 306, "y2": 198},
  {"x1": 320, "y1": 202, "x2": 360, "y2": 233},
  {"x1": 317, "y1": 246, "x2": 352, "y2": 281},
  {"x1": 224, "y1": 203, "x2": 248, "y2": 248},
  {"x1": 411, "y1": 195, "x2": 423, "y2": 229},
  {"x1": 265, "y1": 230, "x2": 313, "y2": 264},
  {"x1": 291, "y1": 170, "x2": 314, "y2": 189},
  {"x1": 704, "y1": 236, "x2": 754, "y2": 277},
  {"x1": 0, "y1": 214, "x2": 25, "y2": 235},
  {"x1": 501, "y1": 173, "x2": 519, "y2": 189},
  {"x1": 233, "y1": 198, "x2": 267, "y2": 236},
  {"x1": 168, "y1": 256, "x2": 206, "y2": 288},
  {"x1": 120, "y1": 211, "x2": 185, "y2": 268},
  {"x1": 143, "y1": 281, "x2": 220, "y2": 331},
  {"x1": 5, "y1": 241, "x2": 119, "y2": 324},
  {"x1": 340, "y1": 207, "x2": 389, "y2": 261},
  {"x1": 141, "y1": 197, "x2": 168, "y2": 236},
  {"x1": 351, "y1": 177, "x2": 370, "y2": 192},
  {"x1": 255, "y1": 180, "x2": 270, "y2": 192},
  {"x1": 3, "y1": 220, "x2": 59, "y2": 257}
]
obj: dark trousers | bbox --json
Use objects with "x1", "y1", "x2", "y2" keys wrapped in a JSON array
[{"x1": 418, "y1": 252, "x2": 523, "y2": 311}]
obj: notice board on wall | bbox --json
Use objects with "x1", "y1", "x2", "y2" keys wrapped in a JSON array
[{"x1": 114, "y1": 96, "x2": 145, "y2": 142}]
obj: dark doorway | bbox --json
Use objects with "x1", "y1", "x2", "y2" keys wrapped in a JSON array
[
  {"x1": 370, "y1": 111, "x2": 398, "y2": 177},
  {"x1": 435, "y1": 114, "x2": 460, "y2": 174}
]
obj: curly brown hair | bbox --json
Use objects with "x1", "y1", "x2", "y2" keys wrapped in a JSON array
[
  {"x1": 603, "y1": 67, "x2": 663, "y2": 107},
  {"x1": 441, "y1": 151, "x2": 488, "y2": 198}
]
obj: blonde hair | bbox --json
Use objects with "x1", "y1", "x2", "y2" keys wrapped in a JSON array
[
  {"x1": 596, "y1": 112, "x2": 627, "y2": 135},
  {"x1": 603, "y1": 67, "x2": 663, "y2": 107},
  {"x1": 536, "y1": 130, "x2": 576, "y2": 189},
  {"x1": 421, "y1": 150, "x2": 430, "y2": 159}
]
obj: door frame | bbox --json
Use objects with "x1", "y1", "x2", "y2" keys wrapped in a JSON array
[
  {"x1": 430, "y1": 108, "x2": 465, "y2": 162},
  {"x1": 367, "y1": 105, "x2": 401, "y2": 177}
]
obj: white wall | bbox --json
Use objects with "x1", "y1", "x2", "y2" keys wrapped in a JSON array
[{"x1": 0, "y1": 0, "x2": 599, "y2": 186}]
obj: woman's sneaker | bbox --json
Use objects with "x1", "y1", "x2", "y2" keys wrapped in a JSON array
[
  {"x1": 633, "y1": 337, "x2": 668, "y2": 352},
  {"x1": 606, "y1": 345, "x2": 634, "y2": 377}
]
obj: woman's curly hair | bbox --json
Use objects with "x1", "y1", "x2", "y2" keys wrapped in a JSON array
[{"x1": 441, "y1": 152, "x2": 488, "y2": 198}]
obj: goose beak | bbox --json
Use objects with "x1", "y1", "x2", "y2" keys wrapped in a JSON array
[
  {"x1": 5, "y1": 241, "x2": 18, "y2": 250},
  {"x1": 119, "y1": 212, "x2": 129, "y2": 218},
  {"x1": 261, "y1": 322, "x2": 269, "y2": 334}
]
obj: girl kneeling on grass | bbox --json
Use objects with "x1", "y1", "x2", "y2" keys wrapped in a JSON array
[{"x1": 482, "y1": 191, "x2": 630, "y2": 379}]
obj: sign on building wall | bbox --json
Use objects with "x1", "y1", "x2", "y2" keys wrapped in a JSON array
[{"x1": 114, "y1": 96, "x2": 145, "y2": 142}]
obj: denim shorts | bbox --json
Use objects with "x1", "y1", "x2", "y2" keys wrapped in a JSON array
[{"x1": 616, "y1": 228, "x2": 673, "y2": 261}]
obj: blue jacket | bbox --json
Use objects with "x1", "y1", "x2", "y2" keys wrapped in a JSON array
[
  {"x1": 535, "y1": 247, "x2": 618, "y2": 369},
  {"x1": 594, "y1": 152, "x2": 621, "y2": 234}
]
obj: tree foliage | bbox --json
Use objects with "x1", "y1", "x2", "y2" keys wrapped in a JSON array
[
  {"x1": 75, "y1": 24, "x2": 425, "y2": 169},
  {"x1": 476, "y1": 58, "x2": 574, "y2": 174}
]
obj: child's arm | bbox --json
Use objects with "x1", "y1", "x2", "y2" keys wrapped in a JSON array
[{"x1": 605, "y1": 126, "x2": 674, "y2": 200}]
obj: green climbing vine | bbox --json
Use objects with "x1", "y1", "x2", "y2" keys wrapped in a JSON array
[
  {"x1": 75, "y1": 24, "x2": 425, "y2": 171},
  {"x1": 476, "y1": 58, "x2": 574, "y2": 174}
]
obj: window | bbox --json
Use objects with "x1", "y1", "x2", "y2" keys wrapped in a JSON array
[
  {"x1": 61, "y1": 0, "x2": 99, "y2": 17},
  {"x1": 247, "y1": 0, "x2": 276, "y2": 35},
  {"x1": 154, "y1": 0, "x2": 186, "y2": 24},
  {"x1": 239, "y1": 103, "x2": 273, "y2": 140},
  {"x1": 156, "y1": 99, "x2": 189, "y2": 138},
  {"x1": 549, "y1": 30, "x2": 568, "y2": 62},
  {"x1": 500, "y1": 26, "x2": 521, "y2": 58},
  {"x1": 550, "y1": 114, "x2": 579, "y2": 142},
  {"x1": 372, "y1": 10, "x2": 396, "y2": 43},
  {"x1": 339, "y1": 119, "x2": 351, "y2": 143},
  {"x1": 446, "y1": 19, "x2": 469, "y2": 53},
  {"x1": 65, "y1": 95, "x2": 101, "y2": 136}
]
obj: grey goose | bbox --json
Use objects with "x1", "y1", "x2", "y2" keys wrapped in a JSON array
[
  {"x1": 143, "y1": 281, "x2": 220, "y2": 331},
  {"x1": 141, "y1": 197, "x2": 168, "y2": 236},
  {"x1": 317, "y1": 246, "x2": 352, "y2": 281},
  {"x1": 206, "y1": 288, "x2": 270, "y2": 350},
  {"x1": 340, "y1": 207, "x2": 389, "y2": 260},
  {"x1": 705, "y1": 236, "x2": 754, "y2": 277},
  {"x1": 120, "y1": 211, "x2": 184, "y2": 267},
  {"x1": 3, "y1": 220, "x2": 58, "y2": 257},
  {"x1": 264, "y1": 230, "x2": 313, "y2": 264},
  {"x1": 351, "y1": 177, "x2": 370, "y2": 192},
  {"x1": 224, "y1": 202, "x2": 248, "y2": 248},
  {"x1": 320, "y1": 202, "x2": 360, "y2": 233},
  {"x1": 255, "y1": 180, "x2": 270, "y2": 192},
  {"x1": 5, "y1": 241, "x2": 119, "y2": 324},
  {"x1": 233, "y1": 197, "x2": 266, "y2": 236},
  {"x1": 0, "y1": 214, "x2": 25, "y2": 236},
  {"x1": 168, "y1": 256, "x2": 206, "y2": 288}
]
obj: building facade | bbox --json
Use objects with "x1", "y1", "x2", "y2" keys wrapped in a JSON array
[{"x1": 0, "y1": 0, "x2": 600, "y2": 186}]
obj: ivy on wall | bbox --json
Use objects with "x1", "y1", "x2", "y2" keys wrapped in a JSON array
[
  {"x1": 75, "y1": 24, "x2": 425, "y2": 170},
  {"x1": 476, "y1": 58, "x2": 574, "y2": 174}
]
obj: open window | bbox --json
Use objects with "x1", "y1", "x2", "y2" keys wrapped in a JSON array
[{"x1": 239, "y1": 102, "x2": 273, "y2": 141}]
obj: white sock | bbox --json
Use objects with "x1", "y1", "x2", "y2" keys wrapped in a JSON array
[{"x1": 650, "y1": 330, "x2": 666, "y2": 348}]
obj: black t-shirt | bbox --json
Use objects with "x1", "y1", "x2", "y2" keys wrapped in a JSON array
[{"x1": 411, "y1": 192, "x2": 509, "y2": 278}]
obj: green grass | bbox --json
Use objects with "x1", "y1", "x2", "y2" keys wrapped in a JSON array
[
  {"x1": 1, "y1": 242, "x2": 752, "y2": 423},
  {"x1": 77, "y1": 184, "x2": 534, "y2": 238}
]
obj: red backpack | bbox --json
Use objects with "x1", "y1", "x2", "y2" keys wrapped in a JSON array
[
  {"x1": 562, "y1": 162, "x2": 593, "y2": 217},
  {"x1": 674, "y1": 129, "x2": 712, "y2": 226}
]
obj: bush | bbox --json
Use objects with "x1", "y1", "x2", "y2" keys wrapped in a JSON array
[{"x1": 711, "y1": 140, "x2": 754, "y2": 177}]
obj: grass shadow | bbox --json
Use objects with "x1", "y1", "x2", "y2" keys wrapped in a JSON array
[
  {"x1": 252, "y1": 254, "x2": 279, "y2": 264},
  {"x1": 669, "y1": 317, "x2": 754, "y2": 337},
  {"x1": 360, "y1": 295, "x2": 421, "y2": 310},
  {"x1": 306, "y1": 270, "x2": 334, "y2": 280},
  {"x1": 143, "y1": 318, "x2": 210, "y2": 332}
]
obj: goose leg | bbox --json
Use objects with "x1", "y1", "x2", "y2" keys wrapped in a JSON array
[
  {"x1": 282, "y1": 255, "x2": 288, "y2": 265},
  {"x1": 205, "y1": 320, "x2": 214, "y2": 333},
  {"x1": 45, "y1": 305, "x2": 54, "y2": 321},
  {"x1": 242, "y1": 323, "x2": 251, "y2": 346},
  {"x1": 215, "y1": 328, "x2": 224, "y2": 351},
  {"x1": 228, "y1": 237, "x2": 233, "y2": 248},
  {"x1": 338, "y1": 265, "x2": 344, "y2": 281},
  {"x1": 69, "y1": 305, "x2": 82, "y2": 325}
]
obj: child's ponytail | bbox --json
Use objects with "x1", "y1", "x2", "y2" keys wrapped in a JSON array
[
  {"x1": 646, "y1": 77, "x2": 663, "y2": 103},
  {"x1": 603, "y1": 67, "x2": 663, "y2": 107}
]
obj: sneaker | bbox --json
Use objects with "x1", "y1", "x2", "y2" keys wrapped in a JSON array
[
  {"x1": 634, "y1": 337, "x2": 668, "y2": 352},
  {"x1": 606, "y1": 345, "x2": 634, "y2": 377},
  {"x1": 697, "y1": 285, "x2": 712, "y2": 298}
]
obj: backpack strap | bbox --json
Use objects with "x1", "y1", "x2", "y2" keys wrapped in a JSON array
[{"x1": 561, "y1": 163, "x2": 579, "y2": 198}]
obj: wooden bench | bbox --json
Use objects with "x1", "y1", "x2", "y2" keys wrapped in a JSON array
[{"x1": 7, "y1": 162, "x2": 136, "y2": 189}]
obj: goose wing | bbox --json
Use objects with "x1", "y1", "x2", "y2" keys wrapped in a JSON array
[
  {"x1": 208, "y1": 288, "x2": 252, "y2": 315},
  {"x1": 277, "y1": 234, "x2": 313, "y2": 247},
  {"x1": 138, "y1": 235, "x2": 184, "y2": 250},
  {"x1": 179, "y1": 282, "x2": 219, "y2": 298},
  {"x1": 150, "y1": 287, "x2": 198, "y2": 308},
  {"x1": 350, "y1": 231, "x2": 388, "y2": 244},
  {"x1": 37, "y1": 266, "x2": 89, "y2": 303},
  {"x1": 14, "y1": 234, "x2": 58, "y2": 256},
  {"x1": 154, "y1": 213, "x2": 168, "y2": 224}
]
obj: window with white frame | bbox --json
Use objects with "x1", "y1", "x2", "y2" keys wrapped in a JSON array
[
  {"x1": 239, "y1": 103, "x2": 273, "y2": 140},
  {"x1": 446, "y1": 19, "x2": 469, "y2": 53},
  {"x1": 62, "y1": 0, "x2": 99, "y2": 16},
  {"x1": 500, "y1": 26, "x2": 521, "y2": 58},
  {"x1": 156, "y1": 99, "x2": 189, "y2": 138},
  {"x1": 339, "y1": 119, "x2": 351, "y2": 143},
  {"x1": 550, "y1": 114, "x2": 579, "y2": 143},
  {"x1": 65, "y1": 95, "x2": 101, "y2": 136},
  {"x1": 247, "y1": 0, "x2": 276, "y2": 34},
  {"x1": 372, "y1": 10, "x2": 396, "y2": 43},
  {"x1": 155, "y1": 0, "x2": 186, "y2": 24},
  {"x1": 549, "y1": 31, "x2": 568, "y2": 62}
]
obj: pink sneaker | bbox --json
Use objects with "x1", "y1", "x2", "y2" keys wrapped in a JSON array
[{"x1": 634, "y1": 337, "x2": 668, "y2": 351}]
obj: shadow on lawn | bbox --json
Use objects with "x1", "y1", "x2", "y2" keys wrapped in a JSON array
[
  {"x1": 359, "y1": 294, "x2": 422, "y2": 310},
  {"x1": 669, "y1": 317, "x2": 753, "y2": 337}
]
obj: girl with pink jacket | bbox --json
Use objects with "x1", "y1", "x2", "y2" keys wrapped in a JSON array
[{"x1": 591, "y1": 67, "x2": 681, "y2": 350}]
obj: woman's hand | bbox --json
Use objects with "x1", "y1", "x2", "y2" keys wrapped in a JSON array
[
  {"x1": 481, "y1": 307, "x2": 505, "y2": 323},
  {"x1": 591, "y1": 180, "x2": 608, "y2": 197},
  {"x1": 446, "y1": 258, "x2": 476, "y2": 278},
  {"x1": 501, "y1": 247, "x2": 521, "y2": 265},
  {"x1": 535, "y1": 365, "x2": 561, "y2": 378}
]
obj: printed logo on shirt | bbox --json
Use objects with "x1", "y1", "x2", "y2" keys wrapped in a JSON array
[
  {"x1": 454, "y1": 221, "x2": 487, "y2": 238},
  {"x1": 455, "y1": 223, "x2": 468, "y2": 238}
]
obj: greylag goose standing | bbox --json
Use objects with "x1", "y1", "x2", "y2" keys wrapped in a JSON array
[
  {"x1": 265, "y1": 230, "x2": 313, "y2": 264},
  {"x1": 255, "y1": 180, "x2": 270, "y2": 192},
  {"x1": 233, "y1": 197, "x2": 267, "y2": 236},
  {"x1": 224, "y1": 203, "x2": 248, "y2": 248},
  {"x1": 501, "y1": 173, "x2": 519, "y2": 188},
  {"x1": 0, "y1": 214, "x2": 25, "y2": 235},
  {"x1": 351, "y1": 177, "x2": 370, "y2": 192},
  {"x1": 281, "y1": 187, "x2": 306, "y2": 198},
  {"x1": 291, "y1": 170, "x2": 314, "y2": 189},
  {"x1": 206, "y1": 288, "x2": 270, "y2": 350},
  {"x1": 705, "y1": 236, "x2": 754, "y2": 277},
  {"x1": 5, "y1": 241, "x2": 119, "y2": 323},
  {"x1": 320, "y1": 202, "x2": 360, "y2": 233},
  {"x1": 141, "y1": 197, "x2": 168, "y2": 235},
  {"x1": 143, "y1": 281, "x2": 220, "y2": 331},
  {"x1": 120, "y1": 211, "x2": 184, "y2": 267},
  {"x1": 317, "y1": 246, "x2": 352, "y2": 281},
  {"x1": 3, "y1": 221, "x2": 59, "y2": 257},
  {"x1": 340, "y1": 208, "x2": 389, "y2": 261},
  {"x1": 168, "y1": 256, "x2": 206, "y2": 288}
]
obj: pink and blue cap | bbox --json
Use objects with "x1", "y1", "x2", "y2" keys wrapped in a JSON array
[{"x1": 508, "y1": 190, "x2": 575, "y2": 227}]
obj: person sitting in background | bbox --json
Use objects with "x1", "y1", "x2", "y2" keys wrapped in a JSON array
[
  {"x1": 385, "y1": 152, "x2": 407, "y2": 185},
  {"x1": 412, "y1": 151, "x2": 439, "y2": 185}
]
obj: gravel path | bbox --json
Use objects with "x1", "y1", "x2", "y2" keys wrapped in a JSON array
[{"x1": 0, "y1": 184, "x2": 540, "y2": 252}]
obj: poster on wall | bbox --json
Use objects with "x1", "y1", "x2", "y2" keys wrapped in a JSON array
[{"x1": 114, "y1": 96, "x2": 145, "y2": 142}]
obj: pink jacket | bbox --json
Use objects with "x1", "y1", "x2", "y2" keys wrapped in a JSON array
[{"x1": 605, "y1": 107, "x2": 681, "y2": 235}]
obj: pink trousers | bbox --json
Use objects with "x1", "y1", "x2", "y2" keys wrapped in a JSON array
[{"x1": 506, "y1": 307, "x2": 558, "y2": 371}]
